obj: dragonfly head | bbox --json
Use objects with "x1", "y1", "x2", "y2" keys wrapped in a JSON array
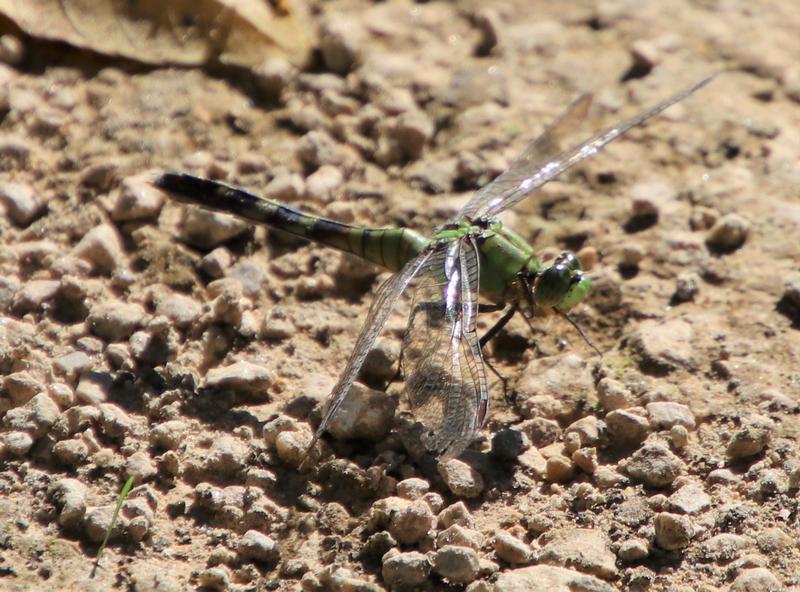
[{"x1": 533, "y1": 252, "x2": 591, "y2": 311}]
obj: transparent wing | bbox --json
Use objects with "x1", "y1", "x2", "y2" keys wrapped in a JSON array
[
  {"x1": 402, "y1": 236, "x2": 488, "y2": 457},
  {"x1": 308, "y1": 248, "x2": 435, "y2": 451},
  {"x1": 454, "y1": 76, "x2": 714, "y2": 221}
]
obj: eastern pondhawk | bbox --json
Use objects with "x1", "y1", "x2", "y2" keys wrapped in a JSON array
[{"x1": 154, "y1": 76, "x2": 712, "y2": 458}]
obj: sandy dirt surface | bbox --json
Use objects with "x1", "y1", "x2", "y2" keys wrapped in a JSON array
[{"x1": 1, "y1": 0, "x2": 800, "y2": 590}]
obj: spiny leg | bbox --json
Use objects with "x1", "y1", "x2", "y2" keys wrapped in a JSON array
[
  {"x1": 479, "y1": 305, "x2": 519, "y2": 404},
  {"x1": 479, "y1": 305, "x2": 517, "y2": 348},
  {"x1": 558, "y1": 310, "x2": 602, "y2": 356}
]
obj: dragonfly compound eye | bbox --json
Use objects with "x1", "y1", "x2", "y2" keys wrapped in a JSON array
[
  {"x1": 554, "y1": 251, "x2": 582, "y2": 272},
  {"x1": 535, "y1": 264, "x2": 592, "y2": 310},
  {"x1": 534, "y1": 264, "x2": 573, "y2": 307}
]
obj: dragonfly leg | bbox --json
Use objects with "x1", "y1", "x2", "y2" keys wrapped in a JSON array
[
  {"x1": 479, "y1": 305, "x2": 517, "y2": 348},
  {"x1": 558, "y1": 310, "x2": 602, "y2": 356},
  {"x1": 483, "y1": 354, "x2": 512, "y2": 405}
]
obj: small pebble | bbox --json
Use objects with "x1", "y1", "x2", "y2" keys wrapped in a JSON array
[
  {"x1": 89, "y1": 301, "x2": 146, "y2": 341},
  {"x1": 605, "y1": 409, "x2": 651, "y2": 446},
  {"x1": 48, "y1": 383, "x2": 75, "y2": 408},
  {"x1": 237, "y1": 530, "x2": 280, "y2": 565},
  {"x1": 630, "y1": 39, "x2": 661, "y2": 75},
  {"x1": 564, "y1": 416, "x2": 605, "y2": 447},
  {"x1": 326, "y1": 383, "x2": 397, "y2": 441},
  {"x1": 200, "y1": 247, "x2": 233, "y2": 279},
  {"x1": 204, "y1": 361, "x2": 273, "y2": 399},
  {"x1": 729, "y1": 567, "x2": 781, "y2": 592},
  {"x1": 197, "y1": 567, "x2": 230, "y2": 591},
  {"x1": 597, "y1": 377, "x2": 634, "y2": 411},
  {"x1": 396, "y1": 478, "x2": 430, "y2": 500},
  {"x1": 706, "y1": 213, "x2": 750, "y2": 251},
  {"x1": 179, "y1": 207, "x2": 249, "y2": 249},
  {"x1": 519, "y1": 417, "x2": 562, "y2": 447},
  {"x1": 516, "y1": 353, "x2": 594, "y2": 421},
  {"x1": 572, "y1": 447, "x2": 599, "y2": 474},
  {"x1": 0, "y1": 181, "x2": 43, "y2": 225},
  {"x1": 495, "y1": 565, "x2": 614, "y2": 591},
  {"x1": 152, "y1": 290, "x2": 202, "y2": 328},
  {"x1": 653, "y1": 512, "x2": 693, "y2": 550},
  {"x1": 669, "y1": 425, "x2": 690, "y2": 449},
  {"x1": 4, "y1": 371, "x2": 45, "y2": 406},
  {"x1": 71, "y1": 224, "x2": 125, "y2": 274},
  {"x1": 305, "y1": 165, "x2": 343, "y2": 204},
  {"x1": 473, "y1": 7, "x2": 501, "y2": 56},
  {"x1": 150, "y1": 420, "x2": 187, "y2": 450},
  {"x1": 361, "y1": 338, "x2": 400, "y2": 382},
  {"x1": 545, "y1": 455, "x2": 575, "y2": 483},
  {"x1": 618, "y1": 538, "x2": 650, "y2": 562},
  {"x1": 84, "y1": 505, "x2": 127, "y2": 543},
  {"x1": 646, "y1": 402, "x2": 696, "y2": 430},
  {"x1": 52, "y1": 438, "x2": 89, "y2": 466},
  {"x1": 673, "y1": 272, "x2": 699, "y2": 303},
  {"x1": 539, "y1": 528, "x2": 617, "y2": 579},
  {"x1": 53, "y1": 351, "x2": 92, "y2": 383},
  {"x1": 392, "y1": 111, "x2": 435, "y2": 160},
  {"x1": 50, "y1": 478, "x2": 87, "y2": 529},
  {"x1": 727, "y1": 416, "x2": 773, "y2": 459},
  {"x1": 628, "y1": 319, "x2": 694, "y2": 371},
  {"x1": 11, "y1": 279, "x2": 59, "y2": 315},
  {"x1": 389, "y1": 500, "x2": 435, "y2": 545},
  {"x1": 319, "y1": 17, "x2": 363, "y2": 75},
  {"x1": 700, "y1": 533, "x2": 751, "y2": 562},
  {"x1": 3, "y1": 392, "x2": 60, "y2": 438},
  {"x1": 381, "y1": 551, "x2": 431, "y2": 590},
  {"x1": 593, "y1": 466, "x2": 627, "y2": 489},
  {"x1": 0, "y1": 33, "x2": 24, "y2": 65},
  {"x1": 432, "y1": 545, "x2": 481, "y2": 584},
  {"x1": 202, "y1": 435, "x2": 250, "y2": 475},
  {"x1": 3, "y1": 430, "x2": 34, "y2": 455},
  {"x1": 253, "y1": 57, "x2": 294, "y2": 101},
  {"x1": 75, "y1": 371, "x2": 112, "y2": 405},
  {"x1": 437, "y1": 525, "x2": 483, "y2": 551},
  {"x1": 708, "y1": 468, "x2": 741, "y2": 485},
  {"x1": 438, "y1": 502, "x2": 475, "y2": 529},
  {"x1": 668, "y1": 481, "x2": 711, "y2": 514},
  {"x1": 126, "y1": 451, "x2": 157, "y2": 483},
  {"x1": 111, "y1": 173, "x2": 164, "y2": 221},
  {"x1": 624, "y1": 442, "x2": 685, "y2": 488},
  {"x1": 438, "y1": 458, "x2": 485, "y2": 498},
  {"x1": 494, "y1": 531, "x2": 533, "y2": 565}
]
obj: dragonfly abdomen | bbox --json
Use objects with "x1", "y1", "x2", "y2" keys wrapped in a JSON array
[{"x1": 155, "y1": 173, "x2": 429, "y2": 271}]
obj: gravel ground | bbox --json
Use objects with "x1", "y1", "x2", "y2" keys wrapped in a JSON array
[{"x1": 1, "y1": 1, "x2": 800, "y2": 591}]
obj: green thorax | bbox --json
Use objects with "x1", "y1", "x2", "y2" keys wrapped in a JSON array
[{"x1": 433, "y1": 219, "x2": 538, "y2": 303}]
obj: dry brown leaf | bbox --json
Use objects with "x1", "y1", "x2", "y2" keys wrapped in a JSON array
[{"x1": 0, "y1": 0, "x2": 311, "y2": 67}]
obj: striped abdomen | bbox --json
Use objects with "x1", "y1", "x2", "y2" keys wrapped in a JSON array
[{"x1": 155, "y1": 173, "x2": 430, "y2": 272}]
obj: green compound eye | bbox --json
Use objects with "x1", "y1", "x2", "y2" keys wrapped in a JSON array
[
  {"x1": 557, "y1": 272, "x2": 591, "y2": 311},
  {"x1": 534, "y1": 252, "x2": 591, "y2": 310}
]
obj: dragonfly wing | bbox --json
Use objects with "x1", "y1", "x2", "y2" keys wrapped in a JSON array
[
  {"x1": 454, "y1": 93, "x2": 592, "y2": 222},
  {"x1": 454, "y1": 76, "x2": 714, "y2": 221},
  {"x1": 402, "y1": 236, "x2": 488, "y2": 457},
  {"x1": 308, "y1": 248, "x2": 435, "y2": 451}
]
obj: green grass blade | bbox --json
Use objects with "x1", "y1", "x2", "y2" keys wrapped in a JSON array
[{"x1": 93, "y1": 476, "x2": 135, "y2": 568}]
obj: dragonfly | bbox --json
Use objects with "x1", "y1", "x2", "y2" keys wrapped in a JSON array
[{"x1": 154, "y1": 76, "x2": 712, "y2": 458}]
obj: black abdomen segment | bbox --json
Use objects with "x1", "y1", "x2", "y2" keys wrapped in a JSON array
[{"x1": 154, "y1": 173, "x2": 428, "y2": 271}]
